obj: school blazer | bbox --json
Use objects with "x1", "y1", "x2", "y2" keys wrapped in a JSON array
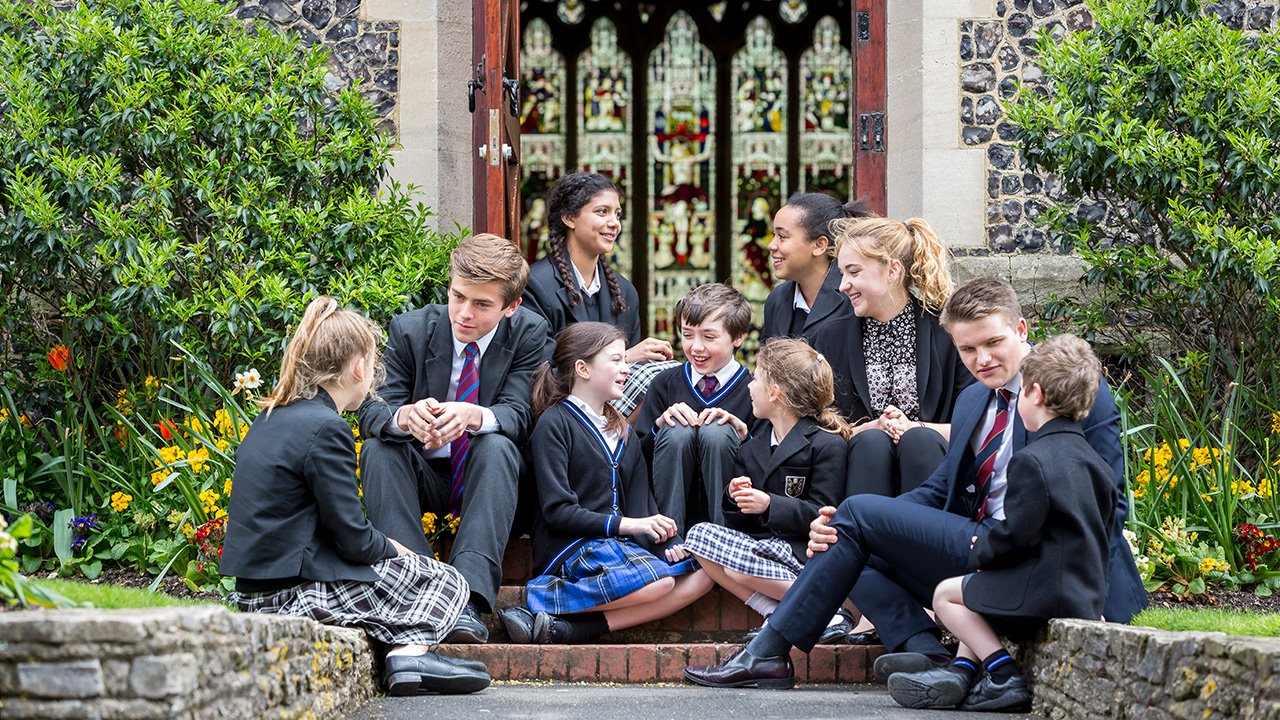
[
  {"x1": 812, "y1": 299, "x2": 974, "y2": 425},
  {"x1": 221, "y1": 391, "x2": 395, "y2": 585},
  {"x1": 522, "y1": 256, "x2": 643, "y2": 348},
  {"x1": 356, "y1": 304, "x2": 552, "y2": 445},
  {"x1": 899, "y1": 376, "x2": 1148, "y2": 623},
  {"x1": 761, "y1": 264, "x2": 854, "y2": 343},
  {"x1": 530, "y1": 402, "x2": 673, "y2": 574},
  {"x1": 963, "y1": 418, "x2": 1117, "y2": 621},
  {"x1": 721, "y1": 417, "x2": 848, "y2": 562}
]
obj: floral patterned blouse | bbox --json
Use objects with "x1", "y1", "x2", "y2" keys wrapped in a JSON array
[{"x1": 863, "y1": 304, "x2": 920, "y2": 419}]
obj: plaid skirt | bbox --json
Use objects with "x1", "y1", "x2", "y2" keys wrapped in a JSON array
[
  {"x1": 612, "y1": 360, "x2": 681, "y2": 416},
  {"x1": 230, "y1": 553, "x2": 468, "y2": 646},
  {"x1": 526, "y1": 537, "x2": 699, "y2": 615},
  {"x1": 683, "y1": 522, "x2": 804, "y2": 582}
]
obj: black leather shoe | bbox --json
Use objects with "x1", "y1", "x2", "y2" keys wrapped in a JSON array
[
  {"x1": 443, "y1": 603, "x2": 489, "y2": 644},
  {"x1": 817, "y1": 608, "x2": 855, "y2": 644},
  {"x1": 959, "y1": 673, "x2": 1033, "y2": 712},
  {"x1": 844, "y1": 629, "x2": 881, "y2": 646},
  {"x1": 383, "y1": 652, "x2": 491, "y2": 695},
  {"x1": 683, "y1": 645, "x2": 795, "y2": 689},
  {"x1": 533, "y1": 611, "x2": 574, "y2": 644},
  {"x1": 873, "y1": 652, "x2": 951, "y2": 682},
  {"x1": 887, "y1": 666, "x2": 973, "y2": 709},
  {"x1": 742, "y1": 625, "x2": 763, "y2": 642},
  {"x1": 497, "y1": 606, "x2": 536, "y2": 644}
]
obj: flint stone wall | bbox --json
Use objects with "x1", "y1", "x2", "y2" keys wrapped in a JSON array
[{"x1": 0, "y1": 606, "x2": 376, "y2": 720}]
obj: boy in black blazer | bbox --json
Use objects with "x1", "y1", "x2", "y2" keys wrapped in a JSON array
[
  {"x1": 635, "y1": 284, "x2": 758, "y2": 533},
  {"x1": 357, "y1": 234, "x2": 552, "y2": 644},
  {"x1": 887, "y1": 334, "x2": 1116, "y2": 712}
]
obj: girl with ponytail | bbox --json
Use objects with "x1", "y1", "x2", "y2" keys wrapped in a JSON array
[
  {"x1": 761, "y1": 192, "x2": 873, "y2": 342},
  {"x1": 222, "y1": 297, "x2": 490, "y2": 695},
  {"x1": 522, "y1": 172, "x2": 677, "y2": 416},
  {"x1": 677, "y1": 337, "x2": 855, "y2": 658}
]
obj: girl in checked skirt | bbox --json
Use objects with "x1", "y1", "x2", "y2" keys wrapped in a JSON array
[
  {"x1": 220, "y1": 297, "x2": 489, "y2": 696},
  {"x1": 497, "y1": 322, "x2": 713, "y2": 643},
  {"x1": 679, "y1": 337, "x2": 853, "y2": 642}
]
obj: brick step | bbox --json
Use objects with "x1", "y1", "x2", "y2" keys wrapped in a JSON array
[{"x1": 438, "y1": 642, "x2": 882, "y2": 684}]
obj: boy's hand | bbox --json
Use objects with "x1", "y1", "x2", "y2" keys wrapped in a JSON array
[
  {"x1": 396, "y1": 398, "x2": 445, "y2": 444},
  {"x1": 619, "y1": 514, "x2": 678, "y2": 542},
  {"x1": 419, "y1": 399, "x2": 481, "y2": 448},
  {"x1": 807, "y1": 506, "x2": 840, "y2": 557},
  {"x1": 659, "y1": 402, "x2": 702, "y2": 427},
  {"x1": 665, "y1": 544, "x2": 691, "y2": 562},
  {"x1": 627, "y1": 337, "x2": 674, "y2": 363},
  {"x1": 699, "y1": 407, "x2": 749, "y2": 440}
]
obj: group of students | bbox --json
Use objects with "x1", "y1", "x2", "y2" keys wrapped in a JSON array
[{"x1": 220, "y1": 171, "x2": 1147, "y2": 711}]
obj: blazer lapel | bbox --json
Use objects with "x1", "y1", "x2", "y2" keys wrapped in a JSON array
[
  {"x1": 913, "y1": 300, "x2": 936, "y2": 417},
  {"x1": 424, "y1": 318, "x2": 455, "y2": 399},
  {"x1": 803, "y1": 265, "x2": 847, "y2": 332},
  {"x1": 847, "y1": 319, "x2": 872, "y2": 417},
  {"x1": 478, "y1": 318, "x2": 514, "y2": 406},
  {"x1": 765, "y1": 419, "x2": 814, "y2": 477},
  {"x1": 765, "y1": 281, "x2": 792, "y2": 334},
  {"x1": 951, "y1": 388, "x2": 991, "y2": 451},
  {"x1": 557, "y1": 284, "x2": 593, "y2": 324}
]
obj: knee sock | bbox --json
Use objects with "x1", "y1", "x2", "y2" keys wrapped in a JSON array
[
  {"x1": 745, "y1": 592, "x2": 779, "y2": 618},
  {"x1": 562, "y1": 611, "x2": 609, "y2": 642},
  {"x1": 901, "y1": 630, "x2": 950, "y2": 660},
  {"x1": 982, "y1": 648, "x2": 1018, "y2": 682},
  {"x1": 746, "y1": 623, "x2": 792, "y2": 658},
  {"x1": 950, "y1": 657, "x2": 978, "y2": 683}
]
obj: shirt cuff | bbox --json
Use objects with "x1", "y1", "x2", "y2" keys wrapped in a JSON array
[
  {"x1": 471, "y1": 407, "x2": 499, "y2": 434},
  {"x1": 388, "y1": 406, "x2": 413, "y2": 437}
]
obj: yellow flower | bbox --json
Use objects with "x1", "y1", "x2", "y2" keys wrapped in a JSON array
[
  {"x1": 156, "y1": 445, "x2": 185, "y2": 467},
  {"x1": 0, "y1": 408, "x2": 9, "y2": 422},
  {"x1": 144, "y1": 375, "x2": 160, "y2": 391},
  {"x1": 1177, "y1": 438, "x2": 1191, "y2": 451},
  {"x1": 215, "y1": 507, "x2": 227, "y2": 519},
  {"x1": 1200, "y1": 493, "x2": 1214, "y2": 503},
  {"x1": 224, "y1": 479, "x2": 233, "y2": 496},
  {"x1": 351, "y1": 425, "x2": 360, "y2": 439},
  {"x1": 1258, "y1": 478, "x2": 1275, "y2": 498},
  {"x1": 448, "y1": 514, "x2": 461, "y2": 534},
  {"x1": 1191, "y1": 447, "x2": 1213, "y2": 468},
  {"x1": 185, "y1": 417, "x2": 206, "y2": 436},
  {"x1": 199, "y1": 489, "x2": 220, "y2": 514},
  {"x1": 187, "y1": 446, "x2": 211, "y2": 473},
  {"x1": 1271, "y1": 412, "x2": 1280, "y2": 435},
  {"x1": 17, "y1": 414, "x2": 31, "y2": 427},
  {"x1": 213, "y1": 408, "x2": 234, "y2": 437},
  {"x1": 422, "y1": 512, "x2": 437, "y2": 535},
  {"x1": 110, "y1": 492, "x2": 133, "y2": 512},
  {"x1": 181, "y1": 522, "x2": 195, "y2": 538},
  {"x1": 151, "y1": 470, "x2": 170, "y2": 486},
  {"x1": 215, "y1": 438, "x2": 230, "y2": 453}
]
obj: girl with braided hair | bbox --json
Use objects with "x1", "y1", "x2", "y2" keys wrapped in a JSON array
[{"x1": 523, "y1": 172, "x2": 677, "y2": 416}]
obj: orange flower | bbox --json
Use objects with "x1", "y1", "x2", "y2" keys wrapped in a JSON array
[
  {"x1": 155, "y1": 418, "x2": 178, "y2": 441},
  {"x1": 47, "y1": 345, "x2": 70, "y2": 372}
]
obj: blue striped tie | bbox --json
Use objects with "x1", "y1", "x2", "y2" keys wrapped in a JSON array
[
  {"x1": 973, "y1": 389, "x2": 1012, "y2": 521},
  {"x1": 449, "y1": 342, "x2": 480, "y2": 517}
]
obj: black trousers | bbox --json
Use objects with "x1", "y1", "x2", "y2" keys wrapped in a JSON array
[
  {"x1": 767, "y1": 493, "x2": 988, "y2": 652},
  {"x1": 360, "y1": 433, "x2": 521, "y2": 612},
  {"x1": 845, "y1": 426, "x2": 947, "y2": 498}
]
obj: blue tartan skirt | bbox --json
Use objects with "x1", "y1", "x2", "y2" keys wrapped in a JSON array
[{"x1": 525, "y1": 537, "x2": 699, "y2": 615}]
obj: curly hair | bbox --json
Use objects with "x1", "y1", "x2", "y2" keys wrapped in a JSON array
[{"x1": 545, "y1": 172, "x2": 627, "y2": 317}]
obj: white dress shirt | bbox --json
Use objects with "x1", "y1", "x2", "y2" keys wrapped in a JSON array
[{"x1": 970, "y1": 373, "x2": 1022, "y2": 521}]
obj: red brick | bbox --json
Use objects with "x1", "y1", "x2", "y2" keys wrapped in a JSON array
[
  {"x1": 497, "y1": 585, "x2": 525, "y2": 607},
  {"x1": 597, "y1": 645, "x2": 629, "y2": 682},
  {"x1": 689, "y1": 592, "x2": 720, "y2": 631},
  {"x1": 788, "y1": 647, "x2": 808, "y2": 682},
  {"x1": 719, "y1": 598, "x2": 752, "y2": 632},
  {"x1": 806, "y1": 646, "x2": 837, "y2": 684},
  {"x1": 538, "y1": 645, "x2": 573, "y2": 681},
  {"x1": 566, "y1": 645, "x2": 600, "y2": 682},
  {"x1": 627, "y1": 645, "x2": 658, "y2": 683},
  {"x1": 655, "y1": 645, "x2": 688, "y2": 682},
  {"x1": 688, "y1": 643, "x2": 717, "y2": 669},
  {"x1": 836, "y1": 645, "x2": 873, "y2": 684},
  {"x1": 506, "y1": 645, "x2": 539, "y2": 680}
]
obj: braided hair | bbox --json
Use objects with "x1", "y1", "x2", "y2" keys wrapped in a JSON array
[{"x1": 546, "y1": 172, "x2": 628, "y2": 316}]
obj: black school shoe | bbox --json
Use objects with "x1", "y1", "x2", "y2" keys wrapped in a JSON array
[
  {"x1": 443, "y1": 602, "x2": 490, "y2": 644},
  {"x1": 873, "y1": 652, "x2": 951, "y2": 682},
  {"x1": 959, "y1": 673, "x2": 1033, "y2": 712},
  {"x1": 886, "y1": 666, "x2": 973, "y2": 709},
  {"x1": 383, "y1": 652, "x2": 491, "y2": 695},
  {"x1": 496, "y1": 606, "x2": 537, "y2": 644},
  {"x1": 817, "y1": 608, "x2": 856, "y2": 644}
]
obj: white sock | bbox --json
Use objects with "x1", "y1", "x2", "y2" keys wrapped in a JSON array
[
  {"x1": 745, "y1": 592, "x2": 780, "y2": 618},
  {"x1": 826, "y1": 611, "x2": 846, "y2": 628},
  {"x1": 385, "y1": 644, "x2": 431, "y2": 657}
]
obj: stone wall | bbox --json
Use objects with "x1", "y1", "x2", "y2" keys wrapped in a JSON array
[
  {"x1": 0, "y1": 606, "x2": 376, "y2": 720},
  {"x1": 1024, "y1": 618, "x2": 1280, "y2": 719}
]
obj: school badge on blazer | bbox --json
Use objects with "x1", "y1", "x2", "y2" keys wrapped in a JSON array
[{"x1": 784, "y1": 475, "x2": 807, "y2": 497}]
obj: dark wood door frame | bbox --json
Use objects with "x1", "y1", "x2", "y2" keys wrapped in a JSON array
[
  {"x1": 852, "y1": 0, "x2": 887, "y2": 215},
  {"x1": 472, "y1": 0, "x2": 522, "y2": 238}
]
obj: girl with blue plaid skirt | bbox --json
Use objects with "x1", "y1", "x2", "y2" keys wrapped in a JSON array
[
  {"x1": 679, "y1": 338, "x2": 854, "y2": 642},
  {"x1": 497, "y1": 322, "x2": 713, "y2": 644}
]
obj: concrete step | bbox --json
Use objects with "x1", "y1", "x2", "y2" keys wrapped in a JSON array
[{"x1": 437, "y1": 642, "x2": 882, "y2": 684}]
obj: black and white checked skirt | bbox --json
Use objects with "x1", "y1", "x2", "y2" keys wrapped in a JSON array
[
  {"x1": 230, "y1": 554, "x2": 468, "y2": 646},
  {"x1": 612, "y1": 360, "x2": 681, "y2": 416},
  {"x1": 683, "y1": 522, "x2": 804, "y2": 581}
]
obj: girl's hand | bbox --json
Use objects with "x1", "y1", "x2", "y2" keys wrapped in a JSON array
[
  {"x1": 659, "y1": 402, "x2": 702, "y2": 427},
  {"x1": 730, "y1": 485, "x2": 771, "y2": 515},
  {"x1": 619, "y1": 514, "x2": 678, "y2": 542},
  {"x1": 699, "y1": 407, "x2": 749, "y2": 440},
  {"x1": 880, "y1": 414, "x2": 915, "y2": 444},
  {"x1": 665, "y1": 544, "x2": 691, "y2": 562},
  {"x1": 389, "y1": 538, "x2": 414, "y2": 557},
  {"x1": 850, "y1": 417, "x2": 883, "y2": 437},
  {"x1": 626, "y1": 337, "x2": 674, "y2": 363}
]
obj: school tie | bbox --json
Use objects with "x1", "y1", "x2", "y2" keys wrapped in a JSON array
[
  {"x1": 449, "y1": 342, "x2": 480, "y2": 518},
  {"x1": 697, "y1": 374, "x2": 719, "y2": 400},
  {"x1": 973, "y1": 389, "x2": 1012, "y2": 521}
]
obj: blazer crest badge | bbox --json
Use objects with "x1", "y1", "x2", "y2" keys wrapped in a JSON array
[{"x1": 784, "y1": 475, "x2": 807, "y2": 497}]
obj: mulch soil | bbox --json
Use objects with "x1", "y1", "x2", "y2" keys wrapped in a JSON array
[{"x1": 1147, "y1": 588, "x2": 1280, "y2": 614}]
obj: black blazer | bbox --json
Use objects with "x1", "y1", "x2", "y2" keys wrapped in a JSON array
[
  {"x1": 356, "y1": 304, "x2": 552, "y2": 445},
  {"x1": 900, "y1": 375, "x2": 1148, "y2": 623},
  {"x1": 963, "y1": 418, "x2": 1117, "y2": 621},
  {"x1": 522, "y1": 256, "x2": 642, "y2": 348},
  {"x1": 761, "y1": 264, "x2": 853, "y2": 343},
  {"x1": 222, "y1": 391, "x2": 395, "y2": 586},
  {"x1": 530, "y1": 402, "x2": 675, "y2": 574},
  {"x1": 812, "y1": 299, "x2": 974, "y2": 424},
  {"x1": 721, "y1": 418, "x2": 847, "y2": 562}
]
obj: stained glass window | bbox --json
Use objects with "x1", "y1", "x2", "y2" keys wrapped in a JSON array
[
  {"x1": 519, "y1": 18, "x2": 566, "y2": 260},
  {"x1": 578, "y1": 18, "x2": 633, "y2": 277},
  {"x1": 800, "y1": 16, "x2": 852, "y2": 200},
  {"x1": 648, "y1": 11, "x2": 716, "y2": 340},
  {"x1": 779, "y1": 0, "x2": 807, "y2": 24},
  {"x1": 557, "y1": 0, "x2": 585, "y2": 24}
]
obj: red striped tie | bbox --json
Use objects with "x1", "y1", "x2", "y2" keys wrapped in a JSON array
[
  {"x1": 697, "y1": 375, "x2": 719, "y2": 399},
  {"x1": 973, "y1": 389, "x2": 1012, "y2": 521},
  {"x1": 448, "y1": 342, "x2": 480, "y2": 518}
]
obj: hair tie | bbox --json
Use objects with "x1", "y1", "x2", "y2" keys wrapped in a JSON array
[{"x1": 815, "y1": 353, "x2": 827, "y2": 364}]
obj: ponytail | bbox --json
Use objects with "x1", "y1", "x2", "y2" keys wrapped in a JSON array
[
  {"x1": 260, "y1": 296, "x2": 382, "y2": 415},
  {"x1": 902, "y1": 218, "x2": 953, "y2": 313},
  {"x1": 832, "y1": 217, "x2": 954, "y2": 312},
  {"x1": 815, "y1": 406, "x2": 855, "y2": 441}
]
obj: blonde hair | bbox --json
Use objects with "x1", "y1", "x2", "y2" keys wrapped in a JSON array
[
  {"x1": 832, "y1": 217, "x2": 953, "y2": 312},
  {"x1": 754, "y1": 338, "x2": 853, "y2": 441},
  {"x1": 452, "y1": 233, "x2": 530, "y2": 305},
  {"x1": 259, "y1": 296, "x2": 384, "y2": 414},
  {"x1": 1019, "y1": 334, "x2": 1101, "y2": 423},
  {"x1": 531, "y1": 322, "x2": 629, "y2": 435}
]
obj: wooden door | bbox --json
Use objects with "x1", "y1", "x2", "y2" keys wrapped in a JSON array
[
  {"x1": 852, "y1": 0, "x2": 887, "y2": 214},
  {"x1": 472, "y1": 0, "x2": 523, "y2": 240}
]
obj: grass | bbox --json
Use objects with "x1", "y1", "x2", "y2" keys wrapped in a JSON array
[
  {"x1": 29, "y1": 578, "x2": 230, "y2": 610},
  {"x1": 1132, "y1": 606, "x2": 1280, "y2": 637}
]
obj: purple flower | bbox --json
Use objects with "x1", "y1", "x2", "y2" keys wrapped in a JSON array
[{"x1": 21, "y1": 501, "x2": 56, "y2": 523}]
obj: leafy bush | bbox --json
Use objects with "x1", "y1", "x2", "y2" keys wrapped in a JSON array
[
  {"x1": 0, "y1": 0, "x2": 453, "y2": 402},
  {"x1": 1007, "y1": 0, "x2": 1280, "y2": 401}
]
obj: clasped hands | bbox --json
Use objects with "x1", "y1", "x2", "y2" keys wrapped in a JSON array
[
  {"x1": 806, "y1": 505, "x2": 840, "y2": 558},
  {"x1": 396, "y1": 398, "x2": 482, "y2": 449},
  {"x1": 864, "y1": 404, "x2": 918, "y2": 444}
]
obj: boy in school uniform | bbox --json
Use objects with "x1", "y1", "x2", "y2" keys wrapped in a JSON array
[
  {"x1": 357, "y1": 234, "x2": 552, "y2": 645},
  {"x1": 635, "y1": 283, "x2": 759, "y2": 533},
  {"x1": 887, "y1": 334, "x2": 1117, "y2": 712}
]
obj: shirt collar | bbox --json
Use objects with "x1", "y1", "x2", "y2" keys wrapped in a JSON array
[
  {"x1": 694, "y1": 359, "x2": 741, "y2": 388},
  {"x1": 791, "y1": 283, "x2": 811, "y2": 312},
  {"x1": 452, "y1": 323, "x2": 500, "y2": 359},
  {"x1": 571, "y1": 260, "x2": 601, "y2": 297},
  {"x1": 566, "y1": 394, "x2": 610, "y2": 430}
]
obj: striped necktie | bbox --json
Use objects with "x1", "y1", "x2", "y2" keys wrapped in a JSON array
[
  {"x1": 697, "y1": 374, "x2": 719, "y2": 399},
  {"x1": 973, "y1": 389, "x2": 1012, "y2": 521},
  {"x1": 449, "y1": 342, "x2": 480, "y2": 518}
]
